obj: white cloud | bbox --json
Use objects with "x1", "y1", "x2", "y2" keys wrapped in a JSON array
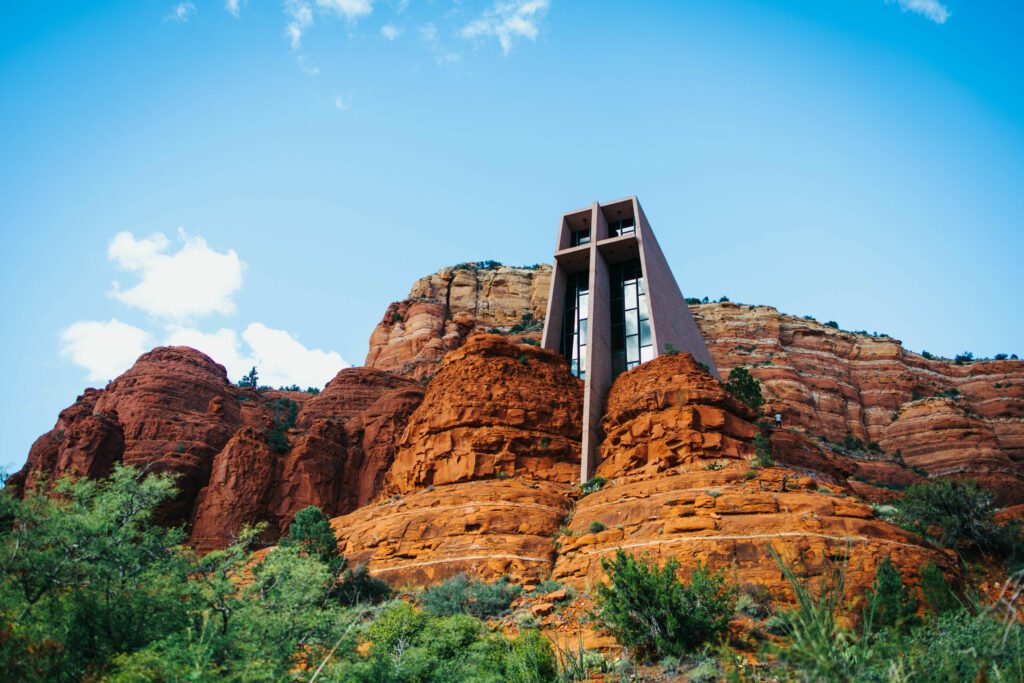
[
  {"x1": 60, "y1": 320, "x2": 153, "y2": 382},
  {"x1": 461, "y1": 0, "x2": 549, "y2": 55},
  {"x1": 243, "y1": 323, "x2": 346, "y2": 387},
  {"x1": 887, "y1": 0, "x2": 950, "y2": 24},
  {"x1": 165, "y1": 323, "x2": 346, "y2": 387},
  {"x1": 285, "y1": 0, "x2": 314, "y2": 49},
  {"x1": 334, "y1": 93, "x2": 350, "y2": 110},
  {"x1": 165, "y1": 326, "x2": 250, "y2": 378},
  {"x1": 381, "y1": 23, "x2": 402, "y2": 40},
  {"x1": 316, "y1": 0, "x2": 373, "y2": 20},
  {"x1": 166, "y1": 2, "x2": 197, "y2": 23},
  {"x1": 225, "y1": 0, "x2": 244, "y2": 18},
  {"x1": 108, "y1": 229, "x2": 244, "y2": 321}
]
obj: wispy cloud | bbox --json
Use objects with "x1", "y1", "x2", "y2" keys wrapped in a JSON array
[
  {"x1": 166, "y1": 2, "x2": 197, "y2": 23},
  {"x1": 461, "y1": 0, "x2": 549, "y2": 55},
  {"x1": 316, "y1": 0, "x2": 374, "y2": 21},
  {"x1": 225, "y1": 0, "x2": 244, "y2": 18},
  {"x1": 334, "y1": 93, "x2": 350, "y2": 110},
  {"x1": 285, "y1": 0, "x2": 314, "y2": 49},
  {"x1": 381, "y1": 23, "x2": 402, "y2": 40},
  {"x1": 419, "y1": 22, "x2": 460, "y2": 65},
  {"x1": 886, "y1": 0, "x2": 950, "y2": 24}
]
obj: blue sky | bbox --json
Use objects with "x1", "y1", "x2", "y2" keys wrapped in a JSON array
[{"x1": 1, "y1": 0, "x2": 1022, "y2": 472}]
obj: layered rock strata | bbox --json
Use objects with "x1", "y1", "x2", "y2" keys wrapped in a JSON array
[{"x1": 550, "y1": 353, "x2": 951, "y2": 598}]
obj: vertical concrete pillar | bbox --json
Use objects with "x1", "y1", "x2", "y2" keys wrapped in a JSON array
[{"x1": 581, "y1": 204, "x2": 610, "y2": 482}]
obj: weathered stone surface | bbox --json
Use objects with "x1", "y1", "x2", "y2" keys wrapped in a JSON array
[
  {"x1": 385, "y1": 334, "x2": 583, "y2": 493},
  {"x1": 879, "y1": 397, "x2": 1024, "y2": 504},
  {"x1": 331, "y1": 479, "x2": 572, "y2": 587},
  {"x1": 552, "y1": 353, "x2": 951, "y2": 600},
  {"x1": 7, "y1": 389, "x2": 124, "y2": 495},
  {"x1": 365, "y1": 264, "x2": 550, "y2": 380},
  {"x1": 190, "y1": 368, "x2": 423, "y2": 549}
]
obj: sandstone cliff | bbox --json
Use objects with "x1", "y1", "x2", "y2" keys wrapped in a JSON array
[{"x1": 366, "y1": 267, "x2": 1024, "y2": 503}]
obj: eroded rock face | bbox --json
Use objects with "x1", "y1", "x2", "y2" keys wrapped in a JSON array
[
  {"x1": 7, "y1": 389, "x2": 124, "y2": 495},
  {"x1": 385, "y1": 334, "x2": 583, "y2": 493},
  {"x1": 880, "y1": 398, "x2": 1024, "y2": 504},
  {"x1": 190, "y1": 368, "x2": 423, "y2": 550},
  {"x1": 331, "y1": 479, "x2": 572, "y2": 587},
  {"x1": 365, "y1": 264, "x2": 550, "y2": 380},
  {"x1": 552, "y1": 353, "x2": 951, "y2": 598}
]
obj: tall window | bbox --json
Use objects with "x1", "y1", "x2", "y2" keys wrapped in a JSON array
[
  {"x1": 560, "y1": 272, "x2": 588, "y2": 379},
  {"x1": 610, "y1": 259, "x2": 653, "y2": 377},
  {"x1": 570, "y1": 228, "x2": 591, "y2": 247},
  {"x1": 608, "y1": 217, "x2": 635, "y2": 237}
]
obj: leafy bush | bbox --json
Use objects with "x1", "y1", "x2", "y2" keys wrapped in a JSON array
[
  {"x1": 588, "y1": 521, "x2": 606, "y2": 534},
  {"x1": 919, "y1": 561, "x2": 959, "y2": 615},
  {"x1": 725, "y1": 367, "x2": 764, "y2": 412},
  {"x1": 281, "y1": 505, "x2": 343, "y2": 571},
  {"x1": 922, "y1": 350, "x2": 935, "y2": 360},
  {"x1": 580, "y1": 476, "x2": 606, "y2": 495},
  {"x1": 421, "y1": 574, "x2": 522, "y2": 619},
  {"x1": 753, "y1": 432, "x2": 774, "y2": 467},
  {"x1": 892, "y1": 478, "x2": 1014, "y2": 555},
  {"x1": 266, "y1": 397, "x2": 298, "y2": 453},
  {"x1": 825, "y1": 320, "x2": 839, "y2": 329},
  {"x1": 955, "y1": 351, "x2": 974, "y2": 365},
  {"x1": 863, "y1": 557, "x2": 918, "y2": 631},
  {"x1": 594, "y1": 549, "x2": 736, "y2": 660}
]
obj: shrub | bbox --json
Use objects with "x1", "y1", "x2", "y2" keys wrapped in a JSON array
[
  {"x1": 753, "y1": 432, "x2": 774, "y2": 467},
  {"x1": 281, "y1": 506, "x2": 344, "y2": 574},
  {"x1": 919, "y1": 561, "x2": 959, "y2": 615},
  {"x1": 922, "y1": 350, "x2": 935, "y2": 360},
  {"x1": 685, "y1": 297, "x2": 702, "y2": 305},
  {"x1": 266, "y1": 397, "x2": 298, "y2": 453},
  {"x1": 825, "y1": 320, "x2": 839, "y2": 329},
  {"x1": 421, "y1": 574, "x2": 522, "y2": 619},
  {"x1": 663, "y1": 341, "x2": 680, "y2": 356},
  {"x1": 994, "y1": 353, "x2": 1009, "y2": 361},
  {"x1": 237, "y1": 366, "x2": 259, "y2": 388},
  {"x1": 863, "y1": 557, "x2": 919, "y2": 631},
  {"x1": 588, "y1": 521, "x2": 606, "y2": 534},
  {"x1": 718, "y1": 296, "x2": 730, "y2": 303},
  {"x1": 594, "y1": 549, "x2": 736, "y2": 660},
  {"x1": 725, "y1": 367, "x2": 764, "y2": 412},
  {"x1": 892, "y1": 479, "x2": 1012, "y2": 555},
  {"x1": 517, "y1": 353, "x2": 530, "y2": 365},
  {"x1": 580, "y1": 476, "x2": 606, "y2": 495},
  {"x1": 335, "y1": 564, "x2": 391, "y2": 606},
  {"x1": 955, "y1": 351, "x2": 974, "y2": 365}
]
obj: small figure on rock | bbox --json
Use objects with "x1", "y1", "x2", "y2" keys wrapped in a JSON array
[{"x1": 774, "y1": 411, "x2": 783, "y2": 429}]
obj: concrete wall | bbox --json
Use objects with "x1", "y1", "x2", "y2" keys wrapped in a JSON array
[
  {"x1": 635, "y1": 200, "x2": 720, "y2": 378},
  {"x1": 543, "y1": 196, "x2": 720, "y2": 482}
]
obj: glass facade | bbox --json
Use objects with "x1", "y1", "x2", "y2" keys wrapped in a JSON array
[
  {"x1": 570, "y1": 228, "x2": 591, "y2": 246},
  {"x1": 560, "y1": 272, "x2": 589, "y2": 379},
  {"x1": 608, "y1": 217, "x2": 635, "y2": 237},
  {"x1": 611, "y1": 258, "x2": 653, "y2": 377}
]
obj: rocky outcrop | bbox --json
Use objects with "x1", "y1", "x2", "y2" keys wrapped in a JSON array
[
  {"x1": 330, "y1": 334, "x2": 582, "y2": 584},
  {"x1": 365, "y1": 266, "x2": 1024, "y2": 503},
  {"x1": 7, "y1": 389, "x2": 124, "y2": 495},
  {"x1": 365, "y1": 264, "x2": 550, "y2": 380},
  {"x1": 385, "y1": 334, "x2": 583, "y2": 493},
  {"x1": 551, "y1": 353, "x2": 950, "y2": 599},
  {"x1": 880, "y1": 397, "x2": 1024, "y2": 503},
  {"x1": 332, "y1": 479, "x2": 572, "y2": 587},
  {"x1": 190, "y1": 369, "x2": 423, "y2": 550}
]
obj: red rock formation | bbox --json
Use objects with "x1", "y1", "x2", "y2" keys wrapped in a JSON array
[
  {"x1": 331, "y1": 479, "x2": 572, "y2": 587},
  {"x1": 365, "y1": 264, "x2": 550, "y2": 380},
  {"x1": 552, "y1": 353, "x2": 951, "y2": 598},
  {"x1": 880, "y1": 397, "x2": 1024, "y2": 504},
  {"x1": 7, "y1": 389, "x2": 124, "y2": 495},
  {"x1": 367, "y1": 268, "x2": 1024, "y2": 503},
  {"x1": 385, "y1": 334, "x2": 583, "y2": 492},
  {"x1": 329, "y1": 334, "x2": 582, "y2": 585},
  {"x1": 190, "y1": 369, "x2": 423, "y2": 550}
]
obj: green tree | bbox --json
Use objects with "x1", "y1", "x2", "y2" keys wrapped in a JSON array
[
  {"x1": 893, "y1": 479, "x2": 1013, "y2": 555},
  {"x1": 919, "y1": 561, "x2": 959, "y2": 616},
  {"x1": 753, "y1": 431, "x2": 774, "y2": 467},
  {"x1": 237, "y1": 366, "x2": 259, "y2": 388},
  {"x1": 594, "y1": 549, "x2": 736, "y2": 660},
  {"x1": 725, "y1": 367, "x2": 764, "y2": 412},
  {"x1": 281, "y1": 505, "x2": 345, "y2": 574},
  {"x1": 863, "y1": 557, "x2": 918, "y2": 631}
]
